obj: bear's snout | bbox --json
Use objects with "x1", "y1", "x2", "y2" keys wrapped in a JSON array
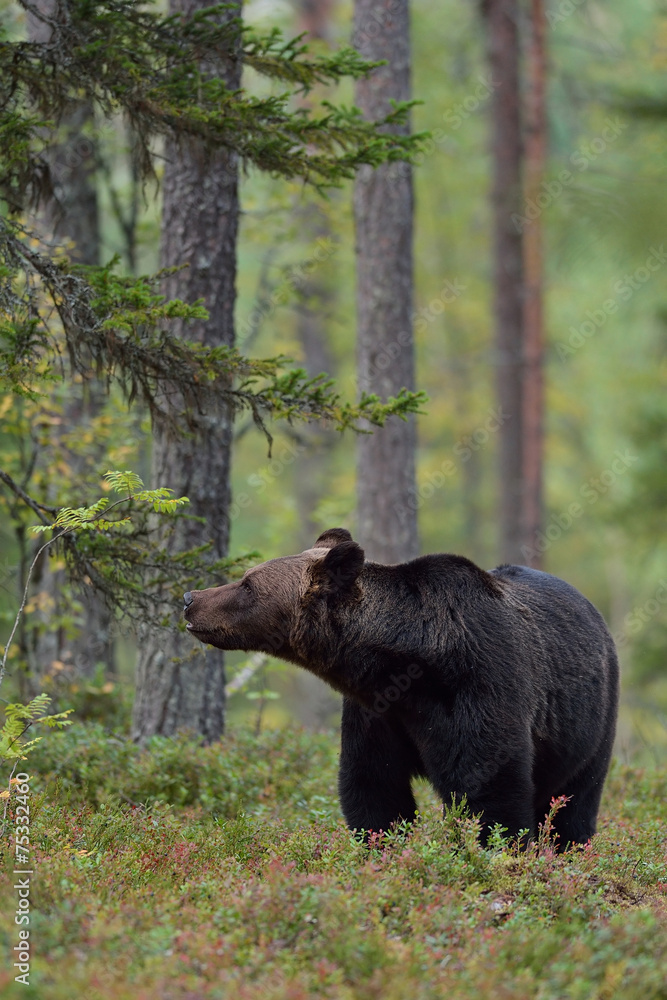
[{"x1": 183, "y1": 591, "x2": 194, "y2": 609}]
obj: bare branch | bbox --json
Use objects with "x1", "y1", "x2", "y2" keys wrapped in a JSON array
[{"x1": 0, "y1": 469, "x2": 59, "y2": 523}]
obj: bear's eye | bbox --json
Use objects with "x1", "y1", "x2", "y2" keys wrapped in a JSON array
[{"x1": 241, "y1": 578, "x2": 253, "y2": 595}]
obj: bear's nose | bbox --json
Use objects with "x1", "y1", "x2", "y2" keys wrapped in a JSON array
[{"x1": 183, "y1": 592, "x2": 194, "y2": 608}]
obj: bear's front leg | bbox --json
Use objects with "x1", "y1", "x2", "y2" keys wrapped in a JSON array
[{"x1": 338, "y1": 697, "x2": 423, "y2": 834}]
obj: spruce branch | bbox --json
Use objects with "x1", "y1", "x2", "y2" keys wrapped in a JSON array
[
  {"x1": 0, "y1": 220, "x2": 426, "y2": 440},
  {"x1": 0, "y1": 471, "x2": 189, "y2": 690},
  {"x1": 2, "y1": 0, "x2": 428, "y2": 205}
]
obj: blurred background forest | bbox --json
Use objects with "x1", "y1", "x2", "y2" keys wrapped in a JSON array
[{"x1": 1, "y1": 0, "x2": 666, "y2": 760}]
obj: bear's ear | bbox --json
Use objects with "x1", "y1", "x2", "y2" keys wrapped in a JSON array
[
  {"x1": 314, "y1": 527, "x2": 354, "y2": 549},
  {"x1": 309, "y1": 539, "x2": 365, "y2": 599}
]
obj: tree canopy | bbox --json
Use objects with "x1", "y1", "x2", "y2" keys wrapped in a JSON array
[{"x1": 0, "y1": 0, "x2": 427, "y2": 643}]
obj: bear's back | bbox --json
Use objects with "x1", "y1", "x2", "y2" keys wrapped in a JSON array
[
  {"x1": 489, "y1": 562, "x2": 619, "y2": 707},
  {"x1": 489, "y1": 563, "x2": 610, "y2": 635}
]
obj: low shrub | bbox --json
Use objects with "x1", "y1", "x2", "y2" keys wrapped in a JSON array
[{"x1": 1, "y1": 726, "x2": 666, "y2": 999}]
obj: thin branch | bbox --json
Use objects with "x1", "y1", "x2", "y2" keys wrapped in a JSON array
[
  {"x1": 0, "y1": 533, "x2": 56, "y2": 689},
  {"x1": 0, "y1": 488, "x2": 153, "y2": 689},
  {"x1": 0, "y1": 469, "x2": 58, "y2": 524},
  {"x1": 1, "y1": 757, "x2": 20, "y2": 835}
]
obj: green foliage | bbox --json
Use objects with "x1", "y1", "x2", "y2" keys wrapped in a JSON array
[
  {"x1": 0, "y1": 468, "x2": 193, "y2": 694},
  {"x1": 0, "y1": 692, "x2": 71, "y2": 761},
  {"x1": 0, "y1": 0, "x2": 425, "y2": 202},
  {"x1": 0, "y1": 217, "x2": 425, "y2": 431},
  {"x1": 0, "y1": 0, "x2": 430, "y2": 706},
  {"x1": 29, "y1": 470, "x2": 189, "y2": 536},
  {"x1": 2, "y1": 722, "x2": 665, "y2": 998},
  {"x1": 47, "y1": 668, "x2": 132, "y2": 730},
  {"x1": 102, "y1": 470, "x2": 144, "y2": 494},
  {"x1": 227, "y1": 0, "x2": 667, "y2": 737},
  {"x1": 0, "y1": 0, "x2": 427, "y2": 519},
  {"x1": 26, "y1": 721, "x2": 340, "y2": 818}
]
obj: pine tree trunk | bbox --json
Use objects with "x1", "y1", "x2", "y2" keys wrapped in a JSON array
[
  {"x1": 292, "y1": 202, "x2": 338, "y2": 554},
  {"x1": 521, "y1": 0, "x2": 546, "y2": 567},
  {"x1": 291, "y1": 0, "x2": 343, "y2": 727},
  {"x1": 485, "y1": 0, "x2": 525, "y2": 564},
  {"x1": 353, "y1": 0, "x2": 418, "y2": 564},
  {"x1": 294, "y1": 0, "x2": 338, "y2": 551},
  {"x1": 132, "y1": 0, "x2": 241, "y2": 743}
]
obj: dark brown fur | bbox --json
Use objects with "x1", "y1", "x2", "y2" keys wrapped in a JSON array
[{"x1": 184, "y1": 529, "x2": 619, "y2": 848}]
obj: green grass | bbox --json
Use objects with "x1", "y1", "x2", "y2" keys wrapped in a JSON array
[{"x1": 1, "y1": 723, "x2": 666, "y2": 998}]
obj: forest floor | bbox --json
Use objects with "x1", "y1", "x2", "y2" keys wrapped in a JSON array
[{"x1": 1, "y1": 723, "x2": 666, "y2": 999}]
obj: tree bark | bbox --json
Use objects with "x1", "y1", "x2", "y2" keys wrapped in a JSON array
[
  {"x1": 353, "y1": 0, "x2": 418, "y2": 565},
  {"x1": 294, "y1": 0, "x2": 338, "y2": 552},
  {"x1": 521, "y1": 0, "x2": 546, "y2": 567},
  {"x1": 290, "y1": 0, "x2": 343, "y2": 727},
  {"x1": 485, "y1": 0, "x2": 525, "y2": 565},
  {"x1": 132, "y1": 0, "x2": 241, "y2": 743}
]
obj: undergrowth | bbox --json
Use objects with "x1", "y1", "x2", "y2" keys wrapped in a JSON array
[{"x1": 1, "y1": 723, "x2": 666, "y2": 998}]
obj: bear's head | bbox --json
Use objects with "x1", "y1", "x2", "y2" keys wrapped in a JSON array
[{"x1": 182, "y1": 528, "x2": 365, "y2": 658}]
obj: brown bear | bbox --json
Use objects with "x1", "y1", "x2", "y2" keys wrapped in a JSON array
[{"x1": 183, "y1": 528, "x2": 619, "y2": 848}]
